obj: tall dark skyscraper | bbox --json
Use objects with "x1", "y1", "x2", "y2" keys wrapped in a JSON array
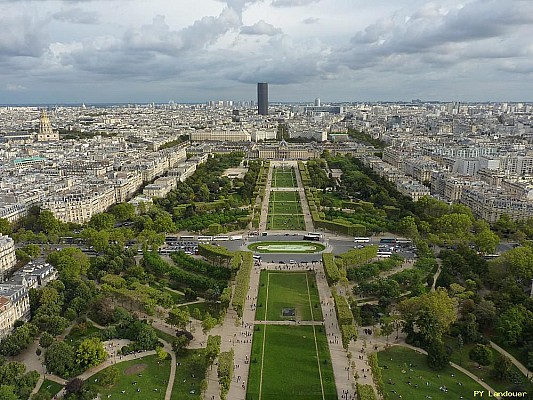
[{"x1": 257, "y1": 82, "x2": 268, "y2": 115}]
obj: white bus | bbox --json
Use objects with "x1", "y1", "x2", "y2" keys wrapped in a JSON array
[
  {"x1": 213, "y1": 236, "x2": 229, "y2": 241},
  {"x1": 179, "y1": 235, "x2": 195, "y2": 241},
  {"x1": 197, "y1": 236, "x2": 213, "y2": 242},
  {"x1": 354, "y1": 237, "x2": 371, "y2": 243},
  {"x1": 377, "y1": 251, "x2": 393, "y2": 258}
]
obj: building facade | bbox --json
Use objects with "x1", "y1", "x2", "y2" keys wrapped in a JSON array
[
  {"x1": 0, "y1": 234, "x2": 16, "y2": 282},
  {"x1": 257, "y1": 83, "x2": 268, "y2": 116}
]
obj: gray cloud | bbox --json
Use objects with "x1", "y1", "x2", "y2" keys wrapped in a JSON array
[
  {"x1": 271, "y1": 0, "x2": 319, "y2": 8},
  {"x1": 302, "y1": 17, "x2": 319, "y2": 24},
  {"x1": 52, "y1": 7, "x2": 99, "y2": 24},
  {"x1": 241, "y1": 20, "x2": 282, "y2": 36},
  {"x1": 0, "y1": 11, "x2": 49, "y2": 58},
  {"x1": 335, "y1": 0, "x2": 533, "y2": 72}
]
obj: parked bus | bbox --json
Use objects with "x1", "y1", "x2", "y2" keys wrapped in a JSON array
[
  {"x1": 179, "y1": 235, "x2": 195, "y2": 241},
  {"x1": 303, "y1": 234, "x2": 321, "y2": 241},
  {"x1": 213, "y1": 236, "x2": 229, "y2": 241},
  {"x1": 197, "y1": 236, "x2": 213, "y2": 242},
  {"x1": 377, "y1": 251, "x2": 393, "y2": 258},
  {"x1": 379, "y1": 238, "x2": 397, "y2": 245},
  {"x1": 353, "y1": 237, "x2": 371, "y2": 243}
]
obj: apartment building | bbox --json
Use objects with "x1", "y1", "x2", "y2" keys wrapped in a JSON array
[
  {"x1": 0, "y1": 234, "x2": 16, "y2": 282},
  {"x1": 0, "y1": 284, "x2": 30, "y2": 339}
]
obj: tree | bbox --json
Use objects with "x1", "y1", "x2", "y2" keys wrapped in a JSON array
[
  {"x1": 23, "y1": 244, "x2": 41, "y2": 258},
  {"x1": 0, "y1": 218, "x2": 12, "y2": 235},
  {"x1": 172, "y1": 335, "x2": 190, "y2": 355},
  {"x1": 201, "y1": 313, "x2": 218, "y2": 335},
  {"x1": 473, "y1": 228, "x2": 500, "y2": 255},
  {"x1": 46, "y1": 248, "x2": 90, "y2": 282},
  {"x1": 76, "y1": 338, "x2": 107, "y2": 369},
  {"x1": 166, "y1": 307, "x2": 190, "y2": 330},
  {"x1": 45, "y1": 341, "x2": 76, "y2": 377},
  {"x1": 39, "y1": 332, "x2": 54, "y2": 348},
  {"x1": 469, "y1": 344, "x2": 493, "y2": 366},
  {"x1": 99, "y1": 366, "x2": 119, "y2": 387},
  {"x1": 380, "y1": 321, "x2": 394, "y2": 344},
  {"x1": 38, "y1": 210, "x2": 62, "y2": 234},
  {"x1": 426, "y1": 339, "x2": 450, "y2": 370},
  {"x1": 156, "y1": 346, "x2": 167, "y2": 361},
  {"x1": 496, "y1": 304, "x2": 533, "y2": 346},
  {"x1": 398, "y1": 288, "x2": 458, "y2": 345},
  {"x1": 492, "y1": 354, "x2": 513, "y2": 381},
  {"x1": 397, "y1": 216, "x2": 419, "y2": 238},
  {"x1": 0, "y1": 385, "x2": 18, "y2": 400},
  {"x1": 88, "y1": 213, "x2": 115, "y2": 231},
  {"x1": 65, "y1": 378, "x2": 84, "y2": 394},
  {"x1": 110, "y1": 203, "x2": 135, "y2": 222}
]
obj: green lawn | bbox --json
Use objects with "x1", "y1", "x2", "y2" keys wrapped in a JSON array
[
  {"x1": 377, "y1": 347, "x2": 485, "y2": 400},
  {"x1": 255, "y1": 271, "x2": 323, "y2": 321},
  {"x1": 170, "y1": 349, "x2": 206, "y2": 400},
  {"x1": 267, "y1": 214, "x2": 306, "y2": 230},
  {"x1": 270, "y1": 191, "x2": 300, "y2": 202},
  {"x1": 444, "y1": 336, "x2": 528, "y2": 389},
  {"x1": 269, "y1": 201, "x2": 302, "y2": 214},
  {"x1": 88, "y1": 354, "x2": 170, "y2": 398},
  {"x1": 248, "y1": 241, "x2": 325, "y2": 253},
  {"x1": 65, "y1": 321, "x2": 103, "y2": 344},
  {"x1": 272, "y1": 169, "x2": 297, "y2": 188},
  {"x1": 247, "y1": 324, "x2": 336, "y2": 400},
  {"x1": 37, "y1": 379, "x2": 63, "y2": 397}
]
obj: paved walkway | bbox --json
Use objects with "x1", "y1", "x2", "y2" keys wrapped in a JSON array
[{"x1": 489, "y1": 341, "x2": 533, "y2": 380}]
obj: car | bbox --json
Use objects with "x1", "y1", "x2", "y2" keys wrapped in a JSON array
[{"x1": 289, "y1": 260, "x2": 296, "y2": 264}]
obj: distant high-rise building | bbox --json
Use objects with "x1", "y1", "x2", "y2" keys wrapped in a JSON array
[
  {"x1": 315, "y1": 98, "x2": 321, "y2": 107},
  {"x1": 257, "y1": 83, "x2": 268, "y2": 115}
]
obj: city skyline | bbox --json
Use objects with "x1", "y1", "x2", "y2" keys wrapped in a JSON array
[{"x1": 1, "y1": 0, "x2": 533, "y2": 104}]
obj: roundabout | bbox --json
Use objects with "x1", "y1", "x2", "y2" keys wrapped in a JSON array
[{"x1": 247, "y1": 241, "x2": 325, "y2": 253}]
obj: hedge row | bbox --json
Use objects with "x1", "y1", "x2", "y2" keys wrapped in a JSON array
[
  {"x1": 218, "y1": 349, "x2": 234, "y2": 400},
  {"x1": 332, "y1": 289, "x2": 354, "y2": 326},
  {"x1": 340, "y1": 324, "x2": 358, "y2": 349},
  {"x1": 332, "y1": 288, "x2": 357, "y2": 348},
  {"x1": 367, "y1": 353, "x2": 385, "y2": 398},
  {"x1": 322, "y1": 253, "x2": 340, "y2": 283},
  {"x1": 198, "y1": 243, "x2": 234, "y2": 267},
  {"x1": 337, "y1": 246, "x2": 378, "y2": 269},
  {"x1": 356, "y1": 383, "x2": 377, "y2": 400},
  {"x1": 231, "y1": 252, "x2": 253, "y2": 317}
]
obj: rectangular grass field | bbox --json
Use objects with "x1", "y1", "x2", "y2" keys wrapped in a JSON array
[
  {"x1": 255, "y1": 271, "x2": 323, "y2": 321},
  {"x1": 270, "y1": 191, "x2": 300, "y2": 202},
  {"x1": 267, "y1": 214, "x2": 306, "y2": 230},
  {"x1": 269, "y1": 201, "x2": 302, "y2": 214},
  {"x1": 272, "y1": 168, "x2": 297, "y2": 188},
  {"x1": 247, "y1": 324, "x2": 337, "y2": 400}
]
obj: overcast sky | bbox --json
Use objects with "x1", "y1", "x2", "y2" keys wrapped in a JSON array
[{"x1": 1, "y1": 0, "x2": 532, "y2": 104}]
